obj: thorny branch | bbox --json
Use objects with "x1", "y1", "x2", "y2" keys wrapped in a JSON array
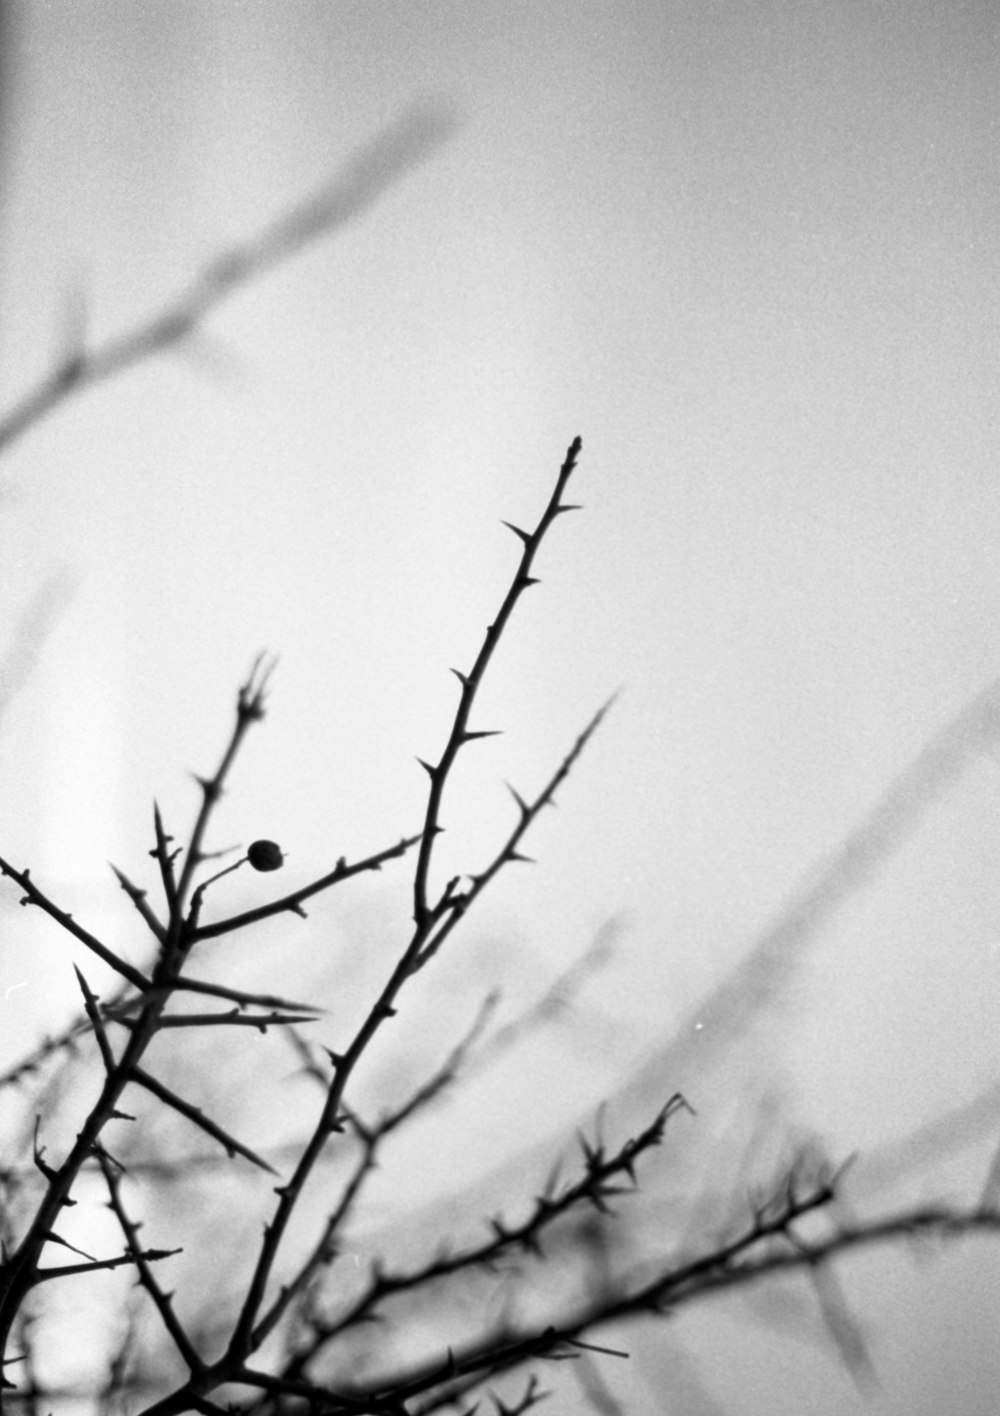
[
  {"x1": 411, "y1": 433, "x2": 583, "y2": 932},
  {"x1": 278, "y1": 1170, "x2": 1000, "y2": 1416},
  {"x1": 292, "y1": 1095, "x2": 692, "y2": 1369}
]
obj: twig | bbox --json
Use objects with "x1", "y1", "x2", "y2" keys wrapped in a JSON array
[
  {"x1": 412, "y1": 435, "x2": 584, "y2": 929},
  {"x1": 172, "y1": 655, "x2": 276, "y2": 921},
  {"x1": 0, "y1": 857, "x2": 150, "y2": 992},
  {"x1": 151, "y1": 802, "x2": 179, "y2": 918},
  {"x1": 94, "y1": 1146, "x2": 200, "y2": 1373},
  {"x1": 190, "y1": 832, "x2": 422, "y2": 942},
  {"x1": 416, "y1": 692, "x2": 617, "y2": 970},
  {"x1": 309, "y1": 1197, "x2": 1000, "y2": 1411},
  {"x1": 130, "y1": 1068, "x2": 277, "y2": 1175},
  {"x1": 110, "y1": 864, "x2": 167, "y2": 943},
  {"x1": 166, "y1": 977, "x2": 323, "y2": 1013},
  {"x1": 73, "y1": 967, "x2": 116, "y2": 1075},
  {"x1": 117, "y1": 1009, "x2": 320, "y2": 1032}
]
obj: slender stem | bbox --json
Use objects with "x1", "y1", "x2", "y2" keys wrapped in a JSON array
[{"x1": 412, "y1": 436, "x2": 582, "y2": 927}]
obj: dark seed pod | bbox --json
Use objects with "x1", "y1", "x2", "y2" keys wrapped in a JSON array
[{"x1": 247, "y1": 839, "x2": 284, "y2": 872}]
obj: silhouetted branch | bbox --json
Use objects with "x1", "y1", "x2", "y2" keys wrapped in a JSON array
[
  {"x1": 412, "y1": 435, "x2": 584, "y2": 930},
  {"x1": 130, "y1": 1067, "x2": 277, "y2": 1175},
  {"x1": 111, "y1": 864, "x2": 167, "y2": 944},
  {"x1": 190, "y1": 831, "x2": 423, "y2": 942},
  {"x1": 95, "y1": 1146, "x2": 199, "y2": 1372},
  {"x1": 0, "y1": 857, "x2": 150, "y2": 991}
]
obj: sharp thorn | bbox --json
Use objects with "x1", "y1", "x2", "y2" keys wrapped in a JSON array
[
  {"x1": 500, "y1": 520, "x2": 532, "y2": 545},
  {"x1": 505, "y1": 782, "x2": 530, "y2": 817}
]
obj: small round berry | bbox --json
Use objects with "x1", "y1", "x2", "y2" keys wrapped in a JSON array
[{"x1": 247, "y1": 839, "x2": 284, "y2": 872}]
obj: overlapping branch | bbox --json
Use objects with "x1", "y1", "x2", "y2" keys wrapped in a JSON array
[{"x1": 279, "y1": 1159, "x2": 1000, "y2": 1415}]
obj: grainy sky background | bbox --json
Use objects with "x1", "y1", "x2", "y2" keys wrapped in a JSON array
[{"x1": 0, "y1": 2, "x2": 998, "y2": 1413}]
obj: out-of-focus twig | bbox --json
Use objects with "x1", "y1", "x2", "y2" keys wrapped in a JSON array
[{"x1": 0, "y1": 97, "x2": 461, "y2": 457}]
